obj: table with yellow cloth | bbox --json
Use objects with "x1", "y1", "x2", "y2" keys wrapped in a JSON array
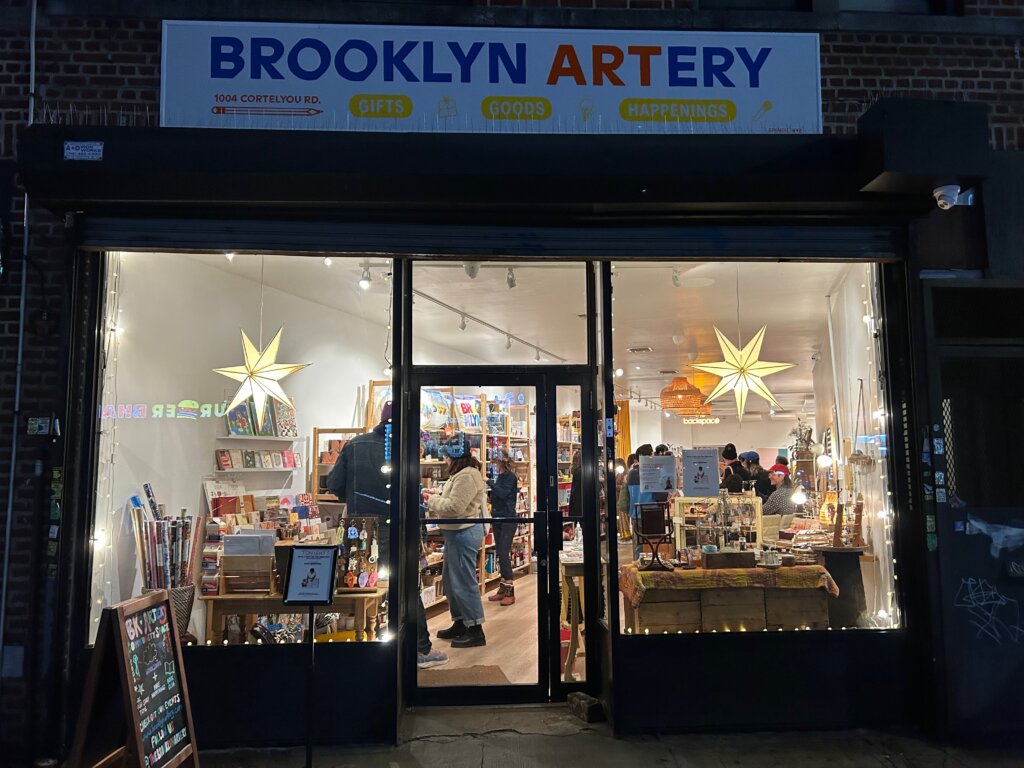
[{"x1": 619, "y1": 564, "x2": 839, "y2": 633}]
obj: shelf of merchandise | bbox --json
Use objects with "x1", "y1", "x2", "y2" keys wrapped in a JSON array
[
  {"x1": 214, "y1": 468, "x2": 294, "y2": 474},
  {"x1": 420, "y1": 392, "x2": 536, "y2": 606},
  {"x1": 216, "y1": 435, "x2": 299, "y2": 443}
]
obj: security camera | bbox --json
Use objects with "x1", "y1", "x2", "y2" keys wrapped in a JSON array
[{"x1": 933, "y1": 185, "x2": 961, "y2": 211}]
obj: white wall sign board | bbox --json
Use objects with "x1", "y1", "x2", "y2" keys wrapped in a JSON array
[
  {"x1": 283, "y1": 545, "x2": 338, "y2": 605},
  {"x1": 640, "y1": 455, "x2": 678, "y2": 494},
  {"x1": 161, "y1": 21, "x2": 821, "y2": 135},
  {"x1": 683, "y1": 448, "x2": 720, "y2": 497}
]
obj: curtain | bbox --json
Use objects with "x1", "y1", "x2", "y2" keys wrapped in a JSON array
[{"x1": 614, "y1": 400, "x2": 632, "y2": 458}]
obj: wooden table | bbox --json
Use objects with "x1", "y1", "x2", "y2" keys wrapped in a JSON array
[
  {"x1": 201, "y1": 586, "x2": 387, "y2": 643},
  {"x1": 561, "y1": 558, "x2": 585, "y2": 682}
]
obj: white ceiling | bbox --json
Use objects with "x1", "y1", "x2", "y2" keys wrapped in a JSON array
[{"x1": 176, "y1": 253, "x2": 852, "y2": 416}]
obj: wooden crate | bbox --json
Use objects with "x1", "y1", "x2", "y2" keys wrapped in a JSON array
[
  {"x1": 700, "y1": 587, "x2": 766, "y2": 632},
  {"x1": 635, "y1": 588, "x2": 702, "y2": 634},
  {"x1": 765, "y1": 588, "x2": 830, "y2": 630}
]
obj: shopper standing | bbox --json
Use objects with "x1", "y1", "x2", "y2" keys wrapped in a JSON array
[
  {"x1": 626, "y1": 443, "x2": 655, "y2": 559},
  {"x1": 763, "y1": 466, "x2": 797, "y2": 516},
  {"x1": 486, "y1": 452, "x2": 519, "y2": 607},
  {"x1": 426, "y1": 433, "x2": 488, "y2": 648},
  {"x1": 719, "y1": 443, "x2": 750, "y2": 489},
  {"x1": 741, "y1": 451, "x2": 772, "y2": 500}
]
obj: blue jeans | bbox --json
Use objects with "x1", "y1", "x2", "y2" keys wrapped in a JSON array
[{"x1": 442, "y1": 524, "x2": 486, "y2": 627}]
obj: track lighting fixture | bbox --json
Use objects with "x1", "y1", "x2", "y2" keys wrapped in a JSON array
[
  {"x1": 672, "y1": 268, "x2": 681, "y2": 288},
  {"x1": 506, "y1": 267, "x2": 517, "y2": 289},
  {"x1": 224, "y1": 252, "x2": 236, "y2": 262},
  {"x1": 323, "y1": 257, "x2": 333, "y2": 267},
  {"x1": 463, "y1": 262, "x2": 480, "y2": 279},
  {"x1": 459, "y1": 315, "x2": 467, "y2": 331},
  {"x1": 506, "y1": 335, "x2": 512, "y2": 350},
  {"x1": 359, "y1": 265, "x2": 372, "y2": 291},
  {"x1": 535, "y1": 348, "x2": 541, "y2": 362}
]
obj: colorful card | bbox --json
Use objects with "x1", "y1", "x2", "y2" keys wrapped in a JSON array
[
  {"x1": 242, "y1": 451, "x2": 256, "y2": 469},
  {"x1": 282, "y1": 450, "x2": 296, "y2": 469},
  {"x1": 271, "y1": 452, "x2": 284, "y2": 469},
  {"x1": 226, "y1": 402, "x2": 254, "y2": 436},
  {"x1": 215, "y1": 449, "x2": 232, "y2": 470},
  {"x1": 228, "y1": 449, "x2": 243, "y2": 470},
  {"x1": 260, "y1": 450, "x2": 274, "y2": 468},
  {"x1": 251, "y1": 397, "x2": 276, "y2": 437},
  {"x1": 272, "y1": 400, "x2": 298, "y2": 438}
]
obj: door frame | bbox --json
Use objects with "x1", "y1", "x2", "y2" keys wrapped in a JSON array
[{"x1": 402, "y1": 367, "x2": 597, "y2": 706}]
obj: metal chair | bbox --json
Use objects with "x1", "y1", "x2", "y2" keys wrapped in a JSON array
[{"x1": 633, "y1": 502, "x2": 674, "y2": 572}]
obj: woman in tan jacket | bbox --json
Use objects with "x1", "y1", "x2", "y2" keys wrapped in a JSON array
[{"x1": 426, "y1": 433, "x2": 488, "y2": 648}]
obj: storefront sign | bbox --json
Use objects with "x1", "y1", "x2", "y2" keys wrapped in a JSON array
[{"x1": 161, "y1": 21, "x2": 821, "y2": 135}]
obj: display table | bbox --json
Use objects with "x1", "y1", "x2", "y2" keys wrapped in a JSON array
[
  {"x1": 619, "y1": 564, "x2": 839, "y2": 634},
  {"x1": 201, "y1": 586, "x2": 387, "y2": 643}
]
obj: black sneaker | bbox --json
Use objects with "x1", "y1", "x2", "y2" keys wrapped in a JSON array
[
  {"x1": 436, "y1": 620, "x2": 467, "y2": 640},
  {"x1": 451, "y1": 625, "x2": 486, "y2": 648}
]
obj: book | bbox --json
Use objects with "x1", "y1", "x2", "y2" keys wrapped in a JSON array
[
  {"x1": 226, "y1": 402, "x2": 254, "y2": 436},
  {"x1": 242, "y1": 451, "x2": 256, "y2": 469},
  {"x1": 216, "y1": 449, "x2": 233, "y2": 470},
  {"x1": 271, "y1": 400, "x2": 298, "y2": 437},
  {"x1": 251, "y1": 397, "x2": 276, "y2": 437}
]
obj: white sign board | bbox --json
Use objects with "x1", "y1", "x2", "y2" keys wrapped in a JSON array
[
  {"x1": 683, "y1": 448, "x2": 720, "y2": 497},
  {"x1": 283, "y1": 545, "x2": 338, "y2": 605},
  {"x1": 640, "y1": 455, "x2": 678, "y2": 494},
  {"x1": 161, "y1": 21, "x2": 821, "y2": 135}
]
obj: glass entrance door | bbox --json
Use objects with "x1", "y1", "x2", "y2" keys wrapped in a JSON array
[{"x1": 406, "y1": 370, "x2": 594, "y2": 704}]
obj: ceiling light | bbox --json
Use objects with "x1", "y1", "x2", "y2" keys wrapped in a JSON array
[
  {"x1": 383, "y1": 366, "x2": 392, "y2": 377},
  {"x1": 635, "y1": 365, "x2": 641, "y2": 371},
  {"x1": 506, "y1": 267, "x2": 517, "y2": 289},
  {"x1": 224, "y1": 252, "x2": 236, "y2": 262},
  {"x1": 614, "y1": 368, "x2": 624, "y2": 377},
  {"x1": 672, "y1": 335, "x2": 685, "y2": 345},
  {"x1": 463, "y1": 262, "x2": 480, "y2": 279},
  {"x1": 506, "y1": 335, "x2": 512, "y2": 350},
  {"x1": 359, "y1": 266, "x2": 372, "y2": 291},
  {"x1": 535, "y1": 348, "x2": 541, "y2": 362},
  {"x1": 323, "y1": 257, "x2": 333, "y2": 267},
  {"x1": 791, "y1": 488, "x2": 807, "y2": 505},
  {"x1": 459, "y1": 315, "x2": 467, "y2": 331},
  {"x1": 627, "y1": 346, "x2": 653, "y2": 353},
  {"x1": 672, "y1": 268, "x2": 681, "y2": 288}
]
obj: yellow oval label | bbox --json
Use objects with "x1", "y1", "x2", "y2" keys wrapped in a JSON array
[
  {"x1": 481, "y1": 96, "x2": 552, "y2": 121},
  {"x1": 619, "y1": 99, "x2": 736, "y2": 123},
  {"x1": 349, "y1": 94, "x2": 412, "y2": 119}
]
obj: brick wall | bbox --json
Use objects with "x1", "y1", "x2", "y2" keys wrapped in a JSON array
[{"x1": 1, "y1": 1, "x2": 1023, "y2": 761}]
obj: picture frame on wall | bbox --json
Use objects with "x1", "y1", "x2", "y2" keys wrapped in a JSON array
[{"x1": 367, "y1": 380, "x2": 392, "y2": 430}]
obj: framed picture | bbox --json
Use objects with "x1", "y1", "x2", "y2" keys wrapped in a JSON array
[
  {"x1": 366, "y1": 380, "x2": 392, "y2": 430},
  {"x1": 226, "y1": 402, "x2": 254, "y2": 436}
]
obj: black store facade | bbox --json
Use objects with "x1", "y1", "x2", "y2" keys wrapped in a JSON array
[{"x1": 17, "y1": 20, "x2": 1024, "y2": 756}]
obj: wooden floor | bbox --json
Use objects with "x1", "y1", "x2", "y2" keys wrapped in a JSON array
[{"x1": 422, "y1": 573, "x2": 540, "y2": 687}]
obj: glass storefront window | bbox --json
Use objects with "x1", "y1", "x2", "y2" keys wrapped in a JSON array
[
  {"x1": 611, "y1": 261, "x2": 899, "y2": 634},
  {"x1": 411, "y1": 262, "x2": 588, "y2": 365},
  {"x1": 88, "y1": 251, "x2": 394, "y2": 645}
]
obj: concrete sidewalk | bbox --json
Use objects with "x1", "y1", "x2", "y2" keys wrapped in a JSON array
[{"x1": 201, "y1": 705, "x2": 1021, "y2": 768}]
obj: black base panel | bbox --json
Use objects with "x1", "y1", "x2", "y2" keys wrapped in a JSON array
[
  {"x1": 183, "y1": 642, "x2": 397, "y2": 748},
  {"x1": 612, "y1": 630, "x2": 911, "y2": 734}
]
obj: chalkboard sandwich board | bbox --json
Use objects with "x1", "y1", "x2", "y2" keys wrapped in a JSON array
[{"x1": 70, "y1": 590, "x2": 199, "y2": 768}]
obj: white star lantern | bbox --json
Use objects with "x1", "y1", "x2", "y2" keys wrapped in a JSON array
[
  {"x1": 691, "y1": 325, "x2": 794, "y2": 422},
  {"x1": 213, "y1": 327, "x2": 309, "y2": 430}
]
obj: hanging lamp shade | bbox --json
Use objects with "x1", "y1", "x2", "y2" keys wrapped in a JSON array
[{"x1": 660, "y1": 377, "x2": 713, "y2": 416}]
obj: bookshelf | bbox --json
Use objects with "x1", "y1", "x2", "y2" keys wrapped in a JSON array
[{"x1": 420, "y1": 392, "x2": 535, "y2": 612}]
